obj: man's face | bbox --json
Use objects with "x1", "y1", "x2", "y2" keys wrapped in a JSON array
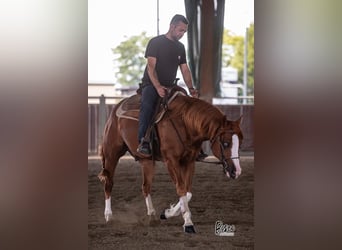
[{"x1": 170, "y1": 22, "x2": 188, "y2": 41}]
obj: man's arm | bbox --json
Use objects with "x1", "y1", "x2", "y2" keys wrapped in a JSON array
[
  {"x1": 180, "y1": 63, "x2": 198, "y2": 98},
  {"x1": 146, "y1": 56, "x2": 166, "y2": 97}
]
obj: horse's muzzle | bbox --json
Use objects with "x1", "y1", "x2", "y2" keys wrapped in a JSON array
[{"x1": 223, "y1": 159, "x2": 236, "y2": 179}]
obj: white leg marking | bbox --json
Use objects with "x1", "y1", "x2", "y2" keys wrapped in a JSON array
[
  {"x1": 104, "y1": 197, "x2": 113, "y2": 222},
  {"x1": 165, "y1": 192, "x2": 192, "y2": 218},
  {"x1": 231, "y1": 134, "x2": 241, "y2": 177},
  {"x1": 145, "y1": 194, "x2": 156, "y2": 216},
  {"x1": 180, "y1": 195, "x2": 193, "y2": 227}
]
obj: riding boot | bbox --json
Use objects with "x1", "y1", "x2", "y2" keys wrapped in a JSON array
[{"x1": 137, "y1": 137, "x2": 151, "y2": 157}]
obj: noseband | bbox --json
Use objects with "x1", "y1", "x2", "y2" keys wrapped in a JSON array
[{"x1": 208, "y1": 131, "x2": 240, "y2": 179}]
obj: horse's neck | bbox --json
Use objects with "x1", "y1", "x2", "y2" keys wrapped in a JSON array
[
  {"x1": 182, "y1": 104, "x2": 222, "y2": 141},
  {"x1": 167, "y1": 96, "x2": 223, "y2": 142},
  {"x1": 193, "y1": 116, "x2": 220, "y2": 141}
]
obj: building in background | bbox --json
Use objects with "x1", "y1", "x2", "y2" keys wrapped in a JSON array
[
  {"x1": 88, "y1": 82, "x2": 138, "y2": 104},
  {"x1": 213, "y1": 66, "x2": 243, "y2": 105}
]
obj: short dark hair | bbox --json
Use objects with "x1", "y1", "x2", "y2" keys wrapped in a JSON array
[{"x1": 170, "y1": 14, "x2": 188, "y2": 25}]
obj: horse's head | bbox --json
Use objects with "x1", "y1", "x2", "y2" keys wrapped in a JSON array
[{"x1": 210, "y1": 116, "x2": 243, "y2": 179}]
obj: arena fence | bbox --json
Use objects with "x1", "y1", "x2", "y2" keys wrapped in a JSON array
[{"x1": 88, "y1": 95, "x2": 254, "y2": 155}]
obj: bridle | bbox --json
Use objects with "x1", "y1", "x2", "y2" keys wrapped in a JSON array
[
  {"x1": 163, "y1": 90, "x2": 240, "y2": 178},
  {"x1": 168, "y1": 120, "x2": 240, "y2": 178},
  {"x1": 203, "y1": 130, "x2": 240, "y2": 179}
]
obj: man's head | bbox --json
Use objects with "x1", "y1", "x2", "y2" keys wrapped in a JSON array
[
  {"x1": 170, "y1": 14, "x2": 189, "y2": 26},
  {"x1": 168, "y1": 14, "x2": 188, "y2": 41}
]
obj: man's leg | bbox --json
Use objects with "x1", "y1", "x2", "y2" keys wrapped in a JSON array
[{"x1": 137, "y1": 84, "x2": 159, "y2": 156}]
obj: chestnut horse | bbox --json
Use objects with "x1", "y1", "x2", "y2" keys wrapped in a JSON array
[{"x1": 98, "y1": 89, "x2": 243, "y2": 233}]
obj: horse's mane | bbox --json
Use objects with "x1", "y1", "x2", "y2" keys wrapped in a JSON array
[{"x1": 168, "y1": 96, "x2": 225, "y2": 139}]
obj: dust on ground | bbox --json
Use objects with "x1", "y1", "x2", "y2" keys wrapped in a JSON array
[{"x1": 88, "y1": 156, "x2": 254, "y2": 249}]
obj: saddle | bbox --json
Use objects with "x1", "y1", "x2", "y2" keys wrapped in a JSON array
[
  {"x1": 116, "y1": 85, "x2": 188, "y2": 159},
  {"x1": 116, "y1": 85, "x2": 188, "y2": 122}
]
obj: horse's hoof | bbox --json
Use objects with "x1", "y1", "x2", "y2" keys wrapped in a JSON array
[
  {"x1": 160, "y1": 210, "x2": 167, "y2": 220},
  {"x1": 184, "y1": 225, "x2": 196, "y2": 233},
  {"x1": 105, "y1": 214, "x2": 113, "y2": 223}
]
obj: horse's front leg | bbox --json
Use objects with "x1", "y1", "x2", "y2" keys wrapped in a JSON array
[
  {"x1": 178, "y1": 162, "x2": 196, "y2": 233},
  {"x1": 180, "y1": 193, "x2": 196, "y2": 233},
  {"x1": 161, "y1": 192, "x2": 192, "y2": 219},
  {"x1": 140, "y1": 159, "x2": 156, "y2": 216},
  {"x1": 164, "y1": 160, "x2": 196, "y2": 233}
]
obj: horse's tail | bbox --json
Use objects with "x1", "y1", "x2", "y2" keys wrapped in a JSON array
[
  {"x1": 99, "y1": 100, "x2": 120, "y2": 170},
  {"x1": 99, "y1": 143, "x2": 105, "y2": 169},
  {"x1": 98, "y1": 142, "x2": 111, "y2": 184},
  {"x1": 98, "y1": 97, "x2": 128, "y2": 183}
]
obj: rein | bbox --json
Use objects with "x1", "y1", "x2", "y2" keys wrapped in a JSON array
[
  {"x1": 197, "y1": 159, "x2": 222, "y2": 165},
  {"x1": 168, "y1": 117, "x2": 187, "y2": 151},
  {"x1": 162, "y1": 85, "x2": 189, "y2": 151},
  {"x1": 196, "y1": 151, "x2": 240, "y2": 165}
]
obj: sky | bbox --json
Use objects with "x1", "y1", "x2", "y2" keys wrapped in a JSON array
[{"x1": 88, "y1": 0, "x2": 254, "y2": 83}]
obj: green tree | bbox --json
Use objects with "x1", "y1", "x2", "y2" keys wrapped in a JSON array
[
  {"x1": 112, "y1": 32, "x2": 151, "y2": 86},
  {"x1": 222, "y1": 23, "x2": 254, "y2": 96},
  {"x1": 246, "y1": 24, "x2": 254, "y2": 96}
]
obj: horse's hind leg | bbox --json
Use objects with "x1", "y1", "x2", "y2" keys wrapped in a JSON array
[
  {"x1": 98, "y1": 145, "x2": 126, "y2": 222},
  {"x1": 98, "y1": 157, "x2": 115, "y2": 222}
]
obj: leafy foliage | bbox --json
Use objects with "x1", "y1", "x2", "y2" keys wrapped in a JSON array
[
  {"x1": 112, "y1": 32, "x2": 151, "y2": 86},
  {"x1": 222, "y1": 23, "x2": 254, "y2": 95}
]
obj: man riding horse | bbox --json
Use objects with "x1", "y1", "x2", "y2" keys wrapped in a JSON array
[
  {"x1": 137, "y1": 14, "x2": 199, "y2": 157},
  {"x1": 98, "y1": 14, "x2": 243, "y2": 234}
]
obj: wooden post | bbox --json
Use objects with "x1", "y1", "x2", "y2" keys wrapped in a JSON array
[
  {"x1": 199, "y1": 0, "x2": 215, "y2": 103},
  {"x1": 98, "y1": 94, "x2": 106, "y2": 152}
]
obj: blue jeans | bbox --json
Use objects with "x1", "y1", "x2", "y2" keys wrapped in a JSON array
[{"x1": 138, "y1": 84, "x2": 160, "y2": 142}]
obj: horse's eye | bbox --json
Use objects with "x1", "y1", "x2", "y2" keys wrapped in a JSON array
[{"x1": 223, "y1": 142, "x2": 230, "y2": 148}]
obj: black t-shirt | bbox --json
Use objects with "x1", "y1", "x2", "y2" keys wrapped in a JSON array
[{"x1": 142, "y1": 35, "x2": 187, "y2": 86}]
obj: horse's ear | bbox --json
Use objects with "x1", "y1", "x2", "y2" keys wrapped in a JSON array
[{"x1": 236, "y1": 115, "x2": 243, "y2": 125}]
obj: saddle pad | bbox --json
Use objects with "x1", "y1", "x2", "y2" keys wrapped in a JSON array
[
  {"x1": 116, "y1": 95, "x2": 140, "y2": 121},
  {"x1": 121, "y1": 94, "x2": 141, "y2": 111}
]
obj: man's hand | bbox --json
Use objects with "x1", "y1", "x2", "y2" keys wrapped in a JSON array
[
  {"x1": 156, "y1": 85, "x2": 167, "y2": 97},
  {"x1": 189, "y1": 88, "x2": 199, "y2": 98}
]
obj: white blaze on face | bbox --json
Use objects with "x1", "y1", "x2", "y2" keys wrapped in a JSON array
[{"x1": 231, "y1": 134, "x2": 241, "y2": 177}]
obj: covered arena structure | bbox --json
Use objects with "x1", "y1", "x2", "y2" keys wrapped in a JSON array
[{"x1": 88, "y1": 1, "x2": 254, "y2": 249}]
